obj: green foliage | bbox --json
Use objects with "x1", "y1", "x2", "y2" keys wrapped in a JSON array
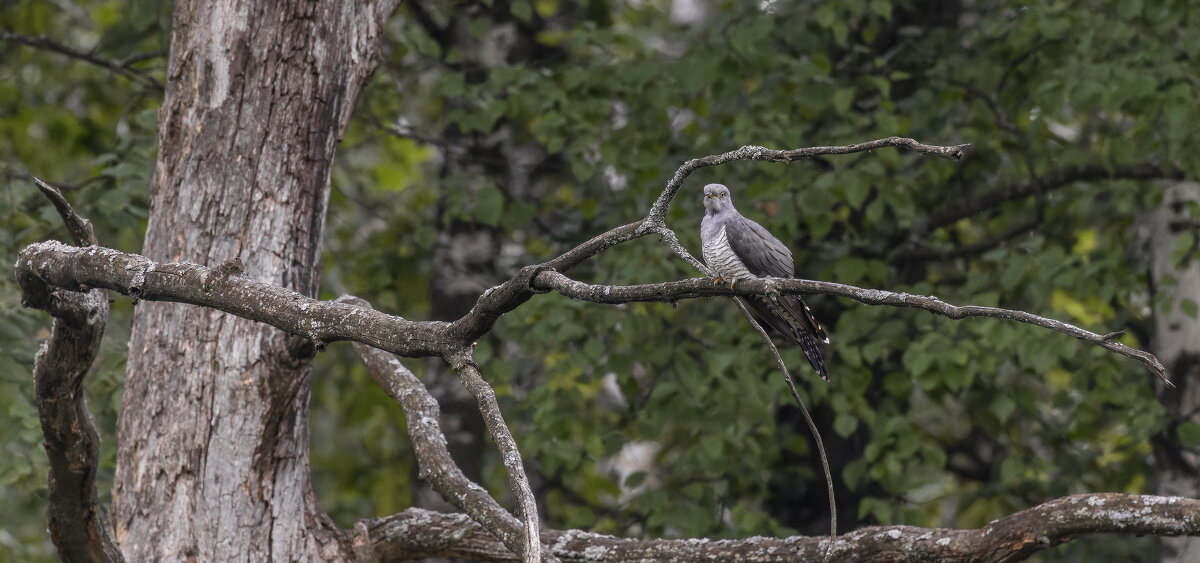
[
  {"x1": 3, "y1": 0, "x2": 1197, "y2": 560},
  {"x1": 1, "y1": 1, "x2": 163, "y2": 559}
]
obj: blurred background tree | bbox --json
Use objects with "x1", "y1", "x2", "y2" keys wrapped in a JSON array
[{"x1": 3, "y1": 0, "x2": 1196, "y2": 561}]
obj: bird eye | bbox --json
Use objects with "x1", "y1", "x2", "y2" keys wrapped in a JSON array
[{"x1": 720, "y1": 192, "x2": 727, "y2": 198}]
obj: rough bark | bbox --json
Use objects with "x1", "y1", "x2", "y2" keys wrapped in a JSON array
[
  {"x1": 1148, "y1": 182, "x2": 1200, "y2": 562},
  {"x1": 344, "y1": 310, "x2": 531, "y2": 560},
  {"x1": 17, "y1": 181, "x2": 122, "y2": 563},
  {"x1": 110, "y1": 1, "x2": 399, "y2": 560}
]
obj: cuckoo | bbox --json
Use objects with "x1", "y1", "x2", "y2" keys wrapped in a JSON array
[{"x1": 700, "y1": 183, "x2": 831, "y2": 380}]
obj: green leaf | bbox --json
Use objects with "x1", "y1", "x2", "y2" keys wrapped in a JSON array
[
  {"x1": 833, "y1": 87, "x2": 856, "y2": 115},
  {"x1": 990, "y1": 395, "x2": 1016, "y2": 423},
  {"x1": 1180, "y1": 299, "x2": 1198, "y2": 319},
  {"x1": 834, "y1": 414, "x2": 859, "y2": 437},
  {"x1": 1116, "y1": 0, "x2": 1142, "y2": 19},
  {"x1": 438, "y1": 72, "x2": 465, "y2": 97},
  {"x1": 473, "y1": 187, "x2": 505, "y2": 226},
  {"x1": 870, "y1": 0, "x2": 892, "y2": 19}
]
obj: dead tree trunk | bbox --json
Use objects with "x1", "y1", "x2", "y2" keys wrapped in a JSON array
[
  {"x1": 1148, "y1": 182, "x2": 1200, "y2": 563},
  {"x1": 109, "y1": 1, "x2": 399, "y2": 559}
]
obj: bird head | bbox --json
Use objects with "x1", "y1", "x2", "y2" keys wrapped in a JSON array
[{"x1": 702, "y1": 183, "x2": 734, "y2": 214}]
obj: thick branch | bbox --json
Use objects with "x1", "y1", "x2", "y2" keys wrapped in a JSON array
[
  {"x1": 18, "y1": 239, "x2": 1167, "y2": 385},
  {"x1": 16, "y1": 242, "x2": 447, "y2": 357},
  {"x1": 18, "y1": 185, "x2": 122, "y2": 562},
  {"x1": 530, "y1": 272, "x2": 1170, "y2": 385},
  {"x1": 342, "y1": 297, "x2": 533, "y2": 560},
  {"x1": 359, "y1": 494, "x2": 1200, "y2": 562}
]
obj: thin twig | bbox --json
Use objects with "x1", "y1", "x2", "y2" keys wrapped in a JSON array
[
  {"x1": 446, "y1": 352, "x2": 543, "y2": 563},
  {"x1": 639, "y1": 137, "x2": 969, "y2": 232},
  {"x1": 1, "y1": 32, "x2": 162, "y2": 89}
]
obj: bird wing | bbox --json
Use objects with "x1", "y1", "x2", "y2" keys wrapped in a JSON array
[
  {"x1": 724, "y1": 214, "x2": 794, "y2": 278},
  {"x1": 725, "y1": 212, "x2": 829, "y2": 346}
]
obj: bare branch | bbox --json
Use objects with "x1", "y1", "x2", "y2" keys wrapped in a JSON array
[
  {"x1": 18, "y1": 236, "x2": 1169, "y2": 385},
  {"x1": 33, "y1": 178, "x2": 98, "y2": 246},
  {"x1": 1, "y1": 31, "x2": 162, "y2": 89},
  {"x1": 447, "y1": 222, "x2": 644, "y2": 344},
  {"x1": 359, "y1": 494, "x2": 1200, "y2": 562},
  {"x1": 640, "y1": 137, "x2": 969, "y2": 232},
  {"x1": 447, "y1": 352, "x2": 544, "y2": 563},
  {"x1": 342, "y1": 295, "x2": 534, "y2": 560},
  {"x1": 16, "y1": 242, "x2": 448, "y2": 357},
  {"x1": 530, "y1": 272, "x2": 1171, "y2": 385}
]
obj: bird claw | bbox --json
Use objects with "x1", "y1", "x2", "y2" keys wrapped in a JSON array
[{"x1": 710, "y1": 276, "x2": 738, "y2": 290}]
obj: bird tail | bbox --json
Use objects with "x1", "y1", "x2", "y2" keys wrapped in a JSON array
[{"x1": 797, "y1": 330, "x2": 830, "y2": 381}]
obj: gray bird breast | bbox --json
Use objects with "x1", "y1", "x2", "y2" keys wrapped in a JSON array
[{"x1": 703, "y1": 225, "x2": 755, "y2": 281}]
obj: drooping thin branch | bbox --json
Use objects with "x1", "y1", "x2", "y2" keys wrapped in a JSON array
[
  {"x1": 1, "y1": 31, "x2": 162, "y2": 89},
  {"x1": 732, "y1": 297, "x2": 837, "y2": 540},
  {"x1": 17, "y1": 183, "x2": 122, "y2": 562},
  {"x1": 359, "y1": 494, "x2": 1200, "y2": 562},
  {"x1": 341, "y1": 296, "x2": 537, "y2": 561},
  {"x1": 529, "y1": 272, "x2": 1171, "y2": 385},
  {"x1": 447, "y1": 352, "x2": 544, "y2": 563}
]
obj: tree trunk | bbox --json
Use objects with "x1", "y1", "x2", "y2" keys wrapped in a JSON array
[
  {"x1": 111, "y1": 1, "x2": 398, "y2": 559},
  {"x1": 1148, "y1": 182, "x2": 1200, "y2": 563}
]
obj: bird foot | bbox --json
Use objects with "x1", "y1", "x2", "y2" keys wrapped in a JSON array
[{"x1": 710, "y1": 276, "x2": 739, "y2": 290}]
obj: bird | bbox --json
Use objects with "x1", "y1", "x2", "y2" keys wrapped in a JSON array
[{"x1": 700, "y1": 183, "x2": 831, "y2": 380}]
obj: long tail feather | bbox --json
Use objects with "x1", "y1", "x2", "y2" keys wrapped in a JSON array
[{"x1": 748, "y1": 296, "x2": 831, "y2": 381}]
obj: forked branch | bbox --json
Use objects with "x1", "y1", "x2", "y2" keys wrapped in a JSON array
[{"x1": 19, "y1": 138, "x2": 1179, "y2": 563}]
